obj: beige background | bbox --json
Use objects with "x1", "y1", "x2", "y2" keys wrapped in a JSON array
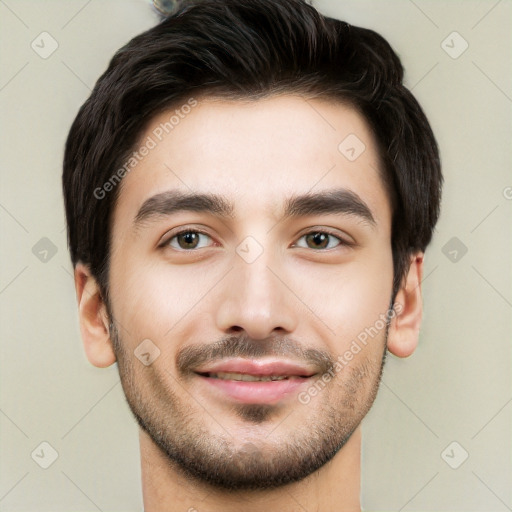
[{"x1": 0, "y1": 0, "x2": 510, "y2": 510}]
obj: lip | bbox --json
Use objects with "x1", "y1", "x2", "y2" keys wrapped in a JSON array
[
  {"x1": 194, "y1": 358, "x2": 316, "y2": 377},
  {"x1": 196, "y1": 374, "x2": 311, "y2": 404},
  {"x1": 193, "y1": 358, "x2": 316, "y2": 405}
]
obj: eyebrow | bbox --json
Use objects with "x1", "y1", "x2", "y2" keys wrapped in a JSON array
[
  {"x1": 283, "y1": 188, "x2": 376, "y2": 227},
  {"x1": 134, "y1": 190, "x2": 234, "y2": 227},
  {"x1": 133, "y1": 188, "x2": 376, "y2": 229}
]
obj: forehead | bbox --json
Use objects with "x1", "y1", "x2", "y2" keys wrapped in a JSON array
[{"x1": 113, "y1": 95, "x2": 390, "y2": 229}]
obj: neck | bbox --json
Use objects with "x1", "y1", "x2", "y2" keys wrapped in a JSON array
[{"x1": 140, "y1": 427, "x2": 361, "y2": 512}]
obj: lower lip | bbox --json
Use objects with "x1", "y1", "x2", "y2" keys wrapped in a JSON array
[{"x1": 196, "y1": 374, "x2": 311, "y2": 404}]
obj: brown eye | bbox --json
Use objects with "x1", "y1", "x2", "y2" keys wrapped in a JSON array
[
  {"x1": 167, "y1": 231, "x2": 213, "y2": 250},
  {"x1": 295, "y1": 231, "x2": 343, "y2": 250}
]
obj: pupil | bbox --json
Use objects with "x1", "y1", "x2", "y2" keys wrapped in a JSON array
[
  {"x1": 180, "y1": 232, "x2": 198, "y2": 248},
  {"x1": 308, "y1": 232, "x2": 328, "y2": 249}
]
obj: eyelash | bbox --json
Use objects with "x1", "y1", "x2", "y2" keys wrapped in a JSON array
[
  {"x1": 293, "y1": 229, "x2": 351, "y2": 250},
  {"x1": 159, "y1": 228, "x2": 353, "y2": 252}
]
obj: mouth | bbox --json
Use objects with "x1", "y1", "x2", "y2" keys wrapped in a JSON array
[
  {"x1": 198, "y1": 371, "x2": 307, "y2": 382},
  {"x1": 193, "y1": 359, "x2": 316, "y2": 404}
]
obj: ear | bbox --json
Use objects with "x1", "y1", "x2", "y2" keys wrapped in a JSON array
[
  {"x1": 387, "y1": 252, "x2": 424, "y2": 358},
  {"x1": 74, "y1": 262, "x2": 116, "y2": 368}
]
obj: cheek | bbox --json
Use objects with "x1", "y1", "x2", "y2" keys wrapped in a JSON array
[
  {"x1": 291, "y1": 255, "x2": 393, "y2": 346},
  {"x1": 109, "y1": 256, "x2": 222, "y2": 345}
]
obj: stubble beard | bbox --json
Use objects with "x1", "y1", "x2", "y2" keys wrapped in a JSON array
[{"x1": 111, "y1": 323, "x2": 388, "y2": 491}]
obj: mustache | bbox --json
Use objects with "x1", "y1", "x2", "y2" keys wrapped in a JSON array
[{"x1": 176, "y1": 334, "x2": 335, "y2": 376}]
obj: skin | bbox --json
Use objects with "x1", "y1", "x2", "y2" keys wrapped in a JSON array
[{"x1": 74, "y1": 95, "x2": 424, "y2": 512}]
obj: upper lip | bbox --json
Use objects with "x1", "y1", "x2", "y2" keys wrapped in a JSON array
[{"x1": 194, "y1": 358, "x2": 317, "y2": 377}]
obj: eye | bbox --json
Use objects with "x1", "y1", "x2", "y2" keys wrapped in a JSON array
[
  {"x1": 165, "y1": 230, "x2": 214, "y2": 251},
  {"x1": 294, "y1": 231, "x2": 347, "y2": 250}
]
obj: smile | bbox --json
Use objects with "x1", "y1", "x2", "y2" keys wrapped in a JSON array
[
  {"x1": 200, "y1": 371, "x2": 307, "y2": 381},
  {"x1": 193, "y1": 358, "x2": 316, "y2": 404}
]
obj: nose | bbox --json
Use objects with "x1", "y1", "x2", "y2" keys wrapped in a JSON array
[{"x1": 214, "y1": 250, "x2": 299, "y2": 340}]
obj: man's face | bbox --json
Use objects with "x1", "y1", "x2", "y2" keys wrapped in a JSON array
[{"x1": 107, "y1": 95, "x2": 394, "y2": 489}]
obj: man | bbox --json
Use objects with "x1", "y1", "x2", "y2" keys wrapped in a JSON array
[{"x1": 62, "y1": 0, "x2": 442, "y2": 510}]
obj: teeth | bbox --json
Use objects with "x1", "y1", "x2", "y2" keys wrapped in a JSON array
[{"x1": 208, "y1": 372, "x2": 290, "y2": 381}]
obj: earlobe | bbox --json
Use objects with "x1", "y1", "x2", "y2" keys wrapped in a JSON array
[
  {"x1": 74, "y1": 263, "x2": 116, "y2": 368},
  {"x1": 387, "y1": 253, "x2": 424, "y2": 358}
]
